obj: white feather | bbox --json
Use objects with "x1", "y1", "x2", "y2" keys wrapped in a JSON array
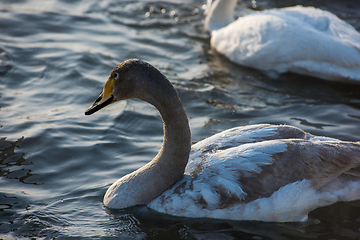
[{"x1": 205, "y1": 1, "x2": 360, "y2": 82}]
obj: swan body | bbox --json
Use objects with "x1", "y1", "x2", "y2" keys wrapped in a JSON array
[
  {"x1": 85, "y1": 59, "x2": 360, "y2": 222},
  {"x1": 205, "y1": 0, "x2": 360, "y2": 82}
]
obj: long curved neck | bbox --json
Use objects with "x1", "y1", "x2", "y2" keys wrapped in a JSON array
[
  {"x1": 204, "y1": 0, "x2": 237, "y2": 32},
  {"x1": 103, "y1": 77, "x2": 191, "y2": 209},
  {"x1": 149, "y1": 85, "x2": 191, "y2": 177}
]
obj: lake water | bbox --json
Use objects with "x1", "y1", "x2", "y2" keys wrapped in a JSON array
[{"x1": 1, "y1": 0, "x2": 360, "y2": 239}]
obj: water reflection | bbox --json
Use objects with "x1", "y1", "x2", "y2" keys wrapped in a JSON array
[
  {"x1": 0, "y1": 193, "x2": 17, "y2": 212},
  {"x1": 290, "y1": 118, "x2": 337, "y2": 129},
  {"x1": 105, "y1": 207, "x2": 312, "y2": 240},
  {"x1": 205, "y1": 47, "x2": 360, "y2": 110},
  {"x1": 0, "y1": 137, "x2": 38, "y2": 185},
  {"x1": 104, "y1": 202, "x2": 360, "y2": 240},
  {"x1": 105, "y1": 1, "x2": 203, "y2": 28}
]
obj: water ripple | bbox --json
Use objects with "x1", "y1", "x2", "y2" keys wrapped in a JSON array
[{"x1": 1, "y1": 0, "x2": 360, "y2": 239}]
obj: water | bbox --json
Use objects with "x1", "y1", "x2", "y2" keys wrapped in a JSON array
[{"x1": 1, "y1": 0, "x2": 360, "y2": 239}]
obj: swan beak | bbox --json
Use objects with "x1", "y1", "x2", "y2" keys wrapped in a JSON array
[{"x1": 85, "y1": 76, "x2": 116, "y2": 115}]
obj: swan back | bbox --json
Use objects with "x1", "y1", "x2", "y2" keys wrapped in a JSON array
[{"x1": 209, "y1": 5, "x2": 360, "y2": 81}]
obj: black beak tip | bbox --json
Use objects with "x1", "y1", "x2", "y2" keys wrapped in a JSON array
[
  {"x1": 85, "y1": 92, "x2": 103, "y2": 116},
  {"x1": 85, "y1": 103, "x2": 101, "y2": 116},
  {"x1": 84, "y1": 109, "x2": 93, "y2": 116},
  {"x1": 84, "y1": 95, "x2": 114, "y2": 116}
]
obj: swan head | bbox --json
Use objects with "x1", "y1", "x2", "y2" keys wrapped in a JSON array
[{"x1": 85, "y1": 59, "x2": 164, "y2": 115}]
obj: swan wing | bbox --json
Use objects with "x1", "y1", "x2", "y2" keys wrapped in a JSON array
[
  {"x1": 148, "y1": 125, "x2": 360, "y2": 221},
  {"x1": 277, "y1": 6, "x2": 360, "y2": 50}
]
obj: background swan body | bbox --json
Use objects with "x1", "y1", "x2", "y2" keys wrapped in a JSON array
[
  {"x1": 205, "y1": 0, "x2": 360, "y2": 82},
  {"x1": 86, "y1": 59, "x2": 360, "y2": 222}
]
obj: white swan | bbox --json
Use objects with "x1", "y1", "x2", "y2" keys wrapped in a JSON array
[
  {"x1": 204, "y1": 0, "x2": 360, "y2": 82},
  {"x1": 85, "y1": 59, "x2": 360, "y2": 222}
]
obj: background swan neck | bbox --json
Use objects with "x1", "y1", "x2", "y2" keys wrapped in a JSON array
[{"x1": 205, "y1": 0, "x2": 237, "y2": 32}]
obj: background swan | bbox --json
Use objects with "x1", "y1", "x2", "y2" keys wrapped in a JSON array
[
  {"x1": 85, "y1": 59, "x2": 360, "y2": 222},
  {"x1": 205, "y1": 0, "x2": 360, "y2": 82}
]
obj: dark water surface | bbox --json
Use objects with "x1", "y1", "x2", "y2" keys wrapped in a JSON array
[{"x1": 1, "y1": 0, "x2": 360, "y2": 239}]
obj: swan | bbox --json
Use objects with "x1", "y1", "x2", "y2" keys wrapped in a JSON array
[
  {"x1": 204, "y1": 0, "x2": 360, "y2": 82},
  {"x1": 85, "y1": 59, "x2": 360, "y2": 222}
]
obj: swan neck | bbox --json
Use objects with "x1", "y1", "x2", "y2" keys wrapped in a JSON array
[
  {"x1": 149, "y1": 88, "x2": 191, "y2": 169},
  {"x1": 205, "y1": 0, "x2": 237, "y2": 32},
  {"x1": 138, "y1": 85, "x2": 191, "y2": 203},
  {"x1": 103, "y1": 77, "x2": 191, "y2": 209}
]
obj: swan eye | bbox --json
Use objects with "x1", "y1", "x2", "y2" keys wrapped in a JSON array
[{"x1": 114, "y1": 72, "x2": 119, "y2": 80}]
